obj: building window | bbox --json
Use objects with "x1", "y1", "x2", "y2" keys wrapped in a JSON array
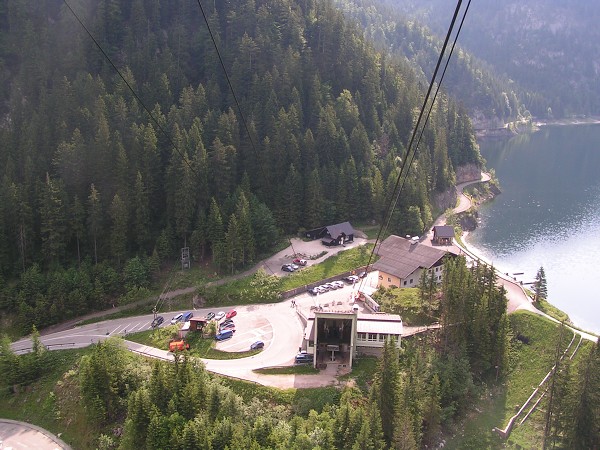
[
  {"x1": 403, "y1": 280, "x2": 407, "y2": 286},
  {"x1": 379, "y1": 334, "x2": 387, "y2": 342},
  {"x1": 368, "y1": 333, "x2": 377, "y2": 342},
  {"x1": 357, "y1": 332, "x2": 366, "y2": 341},
  {"x1": 387, "y1": 277, "x2": 391, "y2": 282},
  {"x1": 409, "y1": 278, "x2": 413, "y2": 284}
]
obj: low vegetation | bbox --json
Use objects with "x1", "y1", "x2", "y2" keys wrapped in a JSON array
[
  {"x1": 125, "y1": 326, "x2": 261, "y2": 360},
  {"x1": 197, "y1": 245, "x2": 374, "y2": 307},
  {"x1": 278, "y1": 244, "x2": 374, "y2": 291},
  {"x1": 254, "y1": 365, "x2": 319, "y2": 375},
  {"x1": 373, "y1": 286, "x2": 439, "y2": 326}
]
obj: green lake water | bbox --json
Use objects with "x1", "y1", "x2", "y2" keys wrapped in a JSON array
[{"x1": 468, "y1": 124, "x2": 600, "y2": 333}]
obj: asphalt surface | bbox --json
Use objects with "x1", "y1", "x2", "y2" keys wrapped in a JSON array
[
  {"x1": 10, "y1": 278, "x2": 376, "y2": 389},
  {"x1": 0, "y1": 419, "x2": 71, "y2": 450}
]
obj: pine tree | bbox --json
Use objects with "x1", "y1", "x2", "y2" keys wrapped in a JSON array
[
  {"x1": 565, "y1": 341, "x2": 600, "y2": 449},
  {"x1": 304, "y1": 168, "x2": 324, "y2": 229},
  {"x1": 534, "y1": 266, "x2": 548, "y2": 304},
  {"x1": 40, "y1": 173, "x2": 68, "y2": 267},
  {"x1": 225, "y1": 214, "x2": 242, "y2": 274},
  {"x1": 71, "y1": 195, "x2": 85, "y2": 266},
  {"x1": 421, "y1": 374, "x2": 442, "y2": 447},
  {"x1": 236, "y1": 192, "x2": 255, "y2": 265},
  {"x1": 281, "y1": 164, "x2": 303, "y2": 234},
  {"x1": 375, "y1": 337, "x2": 402, "y2": 445},
  {"x1": 133, "y1": 172, "x2": 151, "y2": 255},
  {"x1": 87, "y1": 184, "x2": 102, "y2": 265},
  {"x1": 109, "y1": 193, "x2": 128, "y2": 266},
  {"x1": 207, "y1": 198, "x2": 225, "y2": 261}
]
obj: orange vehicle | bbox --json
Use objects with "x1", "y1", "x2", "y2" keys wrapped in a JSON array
[{"x1": 169, "y1": 339, "x2": 190, "y2": 352}]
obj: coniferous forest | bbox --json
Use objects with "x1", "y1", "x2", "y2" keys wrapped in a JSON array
[
  {"x1": 1, "y1": 2, "x2": 600, "y2": 449},
  {"x1": 0, "y1": 0, "x2": 480, "y2": 330}
]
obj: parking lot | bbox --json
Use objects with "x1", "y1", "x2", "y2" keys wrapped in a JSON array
[{"x1": 213, "y1": 313, "x2": 273, "y2": 352}]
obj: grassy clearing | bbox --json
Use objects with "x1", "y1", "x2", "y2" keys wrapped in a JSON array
[
  {"x1": 372, "y1": 286, "x2": 439, "y2": 326},
  {"x1": 279, "y1": 244, "x2": 374, "y2": 291},
  {"x1": 77, "y1": 292, "x2": 196, "y2": 327},
  {"x1": 339, "y1": 355, "x2": 379, "y2": 391},
  {"x1": 199, "y1": 245, "x2": 374, "y2": 307},
  {"x1": 505, "y1": 313, "x2": 593, "y2": 448},
  {"x1": 535, "y1": 298, "x2": 570, "y2": 323},
  {"x1": 126, "y1": 327, "x2": 261, "y2": 360},
  {"x1": 352, "y1": 222, "x2": 384, "y2": 240},
  {"x1": 221, "y1": 382, "x2": 343, "y2": 415},
  {"x1": 444, "y1": 311, "x2": 593, "y2": 449},
  {"x1": 160, "y1": 264, "x2": 211, "y2": 290},
  {"x1": 218, "y1": 378, "x2": 340, "y2": 416},
  {"x1": 218, "y1": 377, "x2": 295, "y2": 405},
  {"x1": 254, "y1": 365, "x2": 319, "y2": 375},
  {"x1": 0, "y1": 348, "x2": 100, "y2": 450}
]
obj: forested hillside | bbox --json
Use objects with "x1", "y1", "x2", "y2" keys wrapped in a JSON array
[
  {"x1": 372, "y1": 0, "x2": 600, "y2": 119},
  {"x1": 334, "y1": 0, "x2": 532, "y2": 128},
  {"x1": 0, "y1": 0, "x2": 481, "y2": 330}
]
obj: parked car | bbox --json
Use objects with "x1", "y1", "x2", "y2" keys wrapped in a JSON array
[
  {"x1": 290, "y1": 263, "x2": 299, "y2": 270},
  {"x1": 215, "y1": 311, "x2": 226, "y2": 321},
  {"x1": 215, "y1": 330, "x2": 234, "y2": 341},
  {"x1": 281, "y1": 264, "x2": 295, "y2": 272},
  {"x1": 225, "y1": 309, "x2": 237, "y2": 320},
  {"x1": 359, "y1": 271, "x2": 368, "y2": 278},
  {"x1": 332, "y1": 280, "x2": 345, "y2": 289},
  {"x1": 342, "y1": 275, "x2": 359, "y2": 284},
  {"x1": 308, "y1": 287, "x2": 319, "y2": 295},
  {"x1": 319, "y1": 284, "x2": 331, "y2": 291},
  {"x1": 182, "y1": 311, "x2": 193, "y2": 322},
  {"x1": 295, "y1": 351, "x2": 314, "y2": 364},
  {"x1": 250, "y1": 341, "x2": 265, "y2": 350},
  {"x1": 151, "y1": 316, "x2": 164, "y2": 328},
  {"x1": 219, "y1": 322, "x2": 236, "y2": 331},
  {"x1": 221, "y1": 319, "x2": 234, "y2": 327},
  {"x1": 206, "y1": 312, "x2": 216, "y2": 321},
  {"x1": 293, "y1": 258, "x2": 307, "y2": 266},
  {"x1": 170, "y1": 313, "x2": 183, "y2": 324}
]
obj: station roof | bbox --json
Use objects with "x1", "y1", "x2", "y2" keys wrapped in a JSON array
[{"x1": 373, "y1": 235, "x2": 448, "y2": 279}]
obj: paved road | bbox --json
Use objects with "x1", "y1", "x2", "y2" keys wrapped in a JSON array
[
  {"x1": 10, "y1": 268, "x2": 383, "y2": 389},
  {"x1": 0, "y1": 419, "x2": 71, "y2": 450}
]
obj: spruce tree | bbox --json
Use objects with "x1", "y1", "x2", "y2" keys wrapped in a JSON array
[
  {"x1": 87, "y1": 184, "x2": 102, "y2": 265},
  {"x1": 534, "y1": 266, "x2": 548, "y2": 304}
]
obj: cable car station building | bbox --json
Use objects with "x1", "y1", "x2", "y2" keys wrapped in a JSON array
[{"x1": 302, "y1": 306, "x2": 403, "y2": 369}]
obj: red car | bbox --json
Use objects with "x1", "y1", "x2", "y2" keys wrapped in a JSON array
[
  {"x1": 225, "y1": 310, "x2": 237, "y2": 320},
  {"x1": 293, "y1": 258, "x2": 307, "y2": 266}
]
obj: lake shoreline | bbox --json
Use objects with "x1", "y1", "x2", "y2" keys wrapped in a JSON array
[
  {"x1": 534, "y1": 116, "x2": 600, "y2": 127},
  {"x1": 465, "y1": 127, "x2": 600, "y2": 335}
]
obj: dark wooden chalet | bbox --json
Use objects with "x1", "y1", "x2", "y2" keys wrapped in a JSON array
[
  {"x1": 305, "y1": 222, "x2": 355, "y2": 246},
  {"x1": 432, "y1": 225, "x2": 454, "y2": 245}
]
